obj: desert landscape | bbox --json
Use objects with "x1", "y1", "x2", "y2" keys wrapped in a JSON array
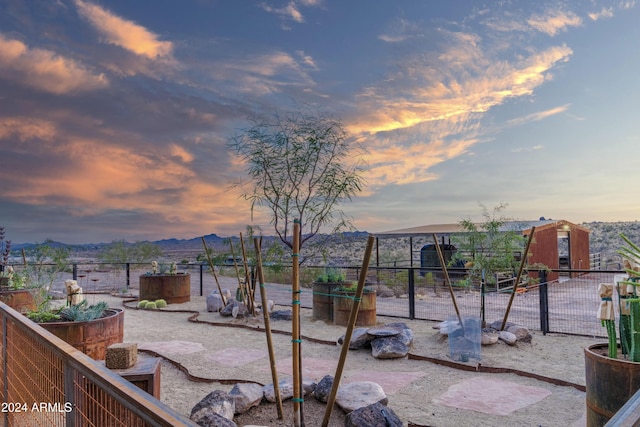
[{"x1": 70, "y1": 273, "x2": 602, "y2": 427}]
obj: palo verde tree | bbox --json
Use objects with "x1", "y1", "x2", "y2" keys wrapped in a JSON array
[
  {"x1": 228, "y1": 110, "x2": 366, "y2": 254},
  {"x1": 450, "y1": 203, "x2": 528, "y2": 286}
]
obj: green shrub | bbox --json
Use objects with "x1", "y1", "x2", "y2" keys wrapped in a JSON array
[
  {"x1": 155, "y1": 299, "x2": 167, "y2": 308},
  {"x1": 137, "y1": 300, "x2": 148, "y2": 308},
  {"x1": 145, "y1": 301, "x2": 157, "y2": 309}
]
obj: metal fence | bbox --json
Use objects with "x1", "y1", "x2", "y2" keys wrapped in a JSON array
[
  {"x1": 0, "y1": 302, "x2": 196, "y2": 427},
  {"x1": 7, "y1": 261, "x2": 624, "y2": 338}
]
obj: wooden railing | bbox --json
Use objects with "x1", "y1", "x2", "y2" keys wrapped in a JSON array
[{"x1": 0, "y1": 302, "x2": 196, "y2": 427}]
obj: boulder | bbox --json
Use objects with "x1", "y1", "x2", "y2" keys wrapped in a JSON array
[
  {"x1": 206, "y1": 293, "x2": 224, "y2": 312},
  {"x1": 190, "y1": 390, "x2": 235, "y2": 425},
  {"x1": 270, "y1": 310, "x2": 293, "y2": 321},
  {"x1": 191, "y1": 412, "x2": 237, "y2": 427},
  {"x1": 229, "y1": 383, "x2": 264, "y2": 414},
  {"x1": 498, "y1": 330, "x2": 518, "y2": 346},
  {"x1": 338, "y1": 328, "x2": 373, "y2": 350},
  {"x1": 336, "y1": 382, "x2": 387, "y2": 413},
  {"x1": 345, "y1": 402, "x2": 402, "y2": 427},
  {"x1": 481, "y1": 329, "x2": 499, "y2": 345},
  {"x1": 366, "y1": 326, "x2": 402, "y2": 337},
  {"x1": 313, "y1": 375, "x2": 333, "y2": 403},
  {"x1": 507, "y1": 325, "x2": 531, "y2": 341}
]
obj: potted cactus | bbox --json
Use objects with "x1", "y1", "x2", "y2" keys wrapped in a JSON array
[{"x1": 585, "y1": 233, "x2": 640, "y2": 426}]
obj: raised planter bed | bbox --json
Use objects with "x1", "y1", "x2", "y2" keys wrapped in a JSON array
[
  {"x1": 0, "y1": 289, "x2": 36, "y2": 314},
  {"x1": 39, "y1": 308, "x2": 124, "y2": 360},
  {"x1": 333, "y1": 289, "x2": 377, "y2": 327},
  {"x1": 139, "y1": 273, "x2": 191, "y2": 304}
]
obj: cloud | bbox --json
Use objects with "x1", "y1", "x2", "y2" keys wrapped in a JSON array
[
  {"x1": 0, "y1": 34, "x2": 108, "y2": 94},
  {"x1": 75, "y1": 0, "x2": 173, "y2": 59},
  {"x1": 528, "y1": 9, "x2": 582, "y2": 35},
  {"x1": 505, "y1": 104, "x2": 570, "y2": 127},
  {"x1": 589, "y1": 8, "x2": 614, "y2": 20},
  {"x1": 0, "y1": 117, "x2": 57, "y2": 142},
  {"x1": 511, "y1": 144, "x2": 544, "y2": 153},
  {"x1": 261, "y1": 1, "x2": 305, "y2": 24},
  {"x1": 379, "y1": 18, "x2": 424, "y2": 43}
]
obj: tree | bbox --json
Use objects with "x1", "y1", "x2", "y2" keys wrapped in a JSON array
[
  {"x1": 228, "y1": 110, "x2": 366, "y2": 252},
  {"x1": 99, "y1": 240, "x2": 162, "y2": 266},
  {"x1": 450, "y1": 203, "x2": 527, "y2": 286}
]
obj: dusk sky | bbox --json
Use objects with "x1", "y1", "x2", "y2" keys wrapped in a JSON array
[{"x1": 1, "y1": 0, "x2": 639, "y2": 244}]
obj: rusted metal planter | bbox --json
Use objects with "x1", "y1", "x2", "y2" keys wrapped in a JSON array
[
  {"x1": 139, "y1": 274, "x2": 191, "y2": 304},
  {"x1": 39, "y1": 308, "x2": 124, "y2": 360},
  {"x1": 333, "y1": 289, "x2": 377, "y2": 327},
  {"x1": 0, "y1": 289, "x2": 36, "y2": 314},
  {"x1": 312, "y1": 282, "x2": 349, "y2": 322},
  {"x1": 585, "y1": 343, "x2": 640, "y2": 427}
]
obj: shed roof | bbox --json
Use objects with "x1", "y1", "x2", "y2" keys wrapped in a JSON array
[{"x1": 375, "y1": 219, "x2": 589, "y2": 238}]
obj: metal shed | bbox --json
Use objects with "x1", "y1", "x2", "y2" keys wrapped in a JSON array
[{"x1": 375, "y1": 219, "x2": 591, "y2": 281}]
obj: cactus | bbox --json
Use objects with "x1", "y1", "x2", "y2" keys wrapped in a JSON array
[
  {"x1": 145, "y1": 301, "x2": 157, "y2": 309},
  {"x1": 137, "y1": 300, "x2": 148, "y2": 308},
  {"x1": 155, "y1": 299, "x2": 167, "y2": 308}
]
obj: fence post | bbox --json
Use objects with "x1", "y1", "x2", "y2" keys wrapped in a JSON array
[
  {"x1": 126, "y1": 263, "x2": 130, "y2": 289},
  {"x1": 199, "y1": 263, "x2": 204, "y2": 296},
  {"x1": 408, "y1": 268, "x2": 415, "y2": 319},
  {"x1": 72, "y1": 264, "x2": 78, "y2": 280},
  {"x1": 539, "y1": 270, "x2": 549, "y2": 335}
]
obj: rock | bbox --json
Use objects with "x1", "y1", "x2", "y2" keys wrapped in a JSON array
[
  {"x1": 367, "y1": 326, "x2": 402, "y2": 337},
  {"x1": 336, "y1": 381, "x2": 387, "y2": 412},
  {"x1": 438, "y1": 320, "x2": 462, "y2": 335},
  {"x1": 191, "y1": 412, "x2": 237, "y2": 427},
  {"x1": 507, "y1": 325, "x2": 532, "y2": 341},
  {"x1": 338, "y1": 328, "x2": 373, "y2": 350},
  {"x1": 206, "y1": 293, "x2": 224, "y2": 312},
  {"x1": 270, "y1": 310, "x2": 292, "y2": 321},
  {"x1": 345, "y1": 402, "x2": 402, "y2": 427},
  {"x1": 313, "y1": 375, "x2": 333, "y2": 403},
  {"x1": 499, "y1": 330, "x2": 518, "y2": 346},
  {"x1": 229, "y1": 383, "x2": 264, "y2": 414},
  {"x1": 219, "y1": 299, "x2": 237, "y2": 317},
  {"x1": 481, "y1": 329, "x2": 499, "y2": 345},
  {"x1": 190, "y1": 390, "x2": 235, "y2": 425},
  {"x1": 262, "y1": 377, "x2": 312, "y2": 402},
  {"x1": 371, "y1": 336, "x2": 409, "y2": 359}
]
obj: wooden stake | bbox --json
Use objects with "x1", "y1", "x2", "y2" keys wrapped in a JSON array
[
  {"x1": 229, "y1": 239, "x2": 243, "y2": 295},
  {"x1": 239, "y1": 233, "x2": 256, "y2": 315},
  {"x1": 433, "y1": 234, "x2": 464, "y2": 330},
  {"x1": 253, "y1": 237, "x2": 283, "y2": 419},
  {"x1": 322, "y1": 235, "x2": 376, "y2": 427},
  {"x1": 500, "y1": 226, "x2": 536, "y2": 330},
  {"x1": 201, "y1": 237, "x2": 226, "y2": 306},
  {"x1": 292, "y1": 220, "x2": 302, "y2": 427}
]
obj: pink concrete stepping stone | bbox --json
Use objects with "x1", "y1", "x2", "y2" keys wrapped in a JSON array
[
  {"x1": 432, "y1": 376, "x2": 552, "y2": 415},
  {"x1": 344, "y1": 370, "x2": 426, "y2": 394},
  {"x1": 206, "y1": 348, "x2": 268, "y2": 367},
  {"x1": 138, "y1": 340, "x2": 205, "y2": 355}
]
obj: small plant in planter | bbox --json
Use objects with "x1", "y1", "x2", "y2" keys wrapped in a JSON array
[{"x1": 598, "y1": 234, "x2": 640, "y2": 360}]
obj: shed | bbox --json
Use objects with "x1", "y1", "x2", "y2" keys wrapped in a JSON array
[{"x1": 376, "y1": 219, "x2": 591, "y2": 282}]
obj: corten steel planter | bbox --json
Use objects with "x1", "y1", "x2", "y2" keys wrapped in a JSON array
[
  {"x1": 585, "y1": 343, "x2": 640, "y2": 427},
  {"x1": 312, "y1": 282, "x2": 350, "y2": 322},
  {"x1": 0, "y1": 289, "x2": 36, "y2": 314},
  {"x1": 139, "y1": 273, "x2": 191, "y2": 304},
  {"x1": 39, "y1": 308, "x2": 124, "y2": 360},
  {"x1": 333, "y1": 289, "x2": 377, "y2": 327}
]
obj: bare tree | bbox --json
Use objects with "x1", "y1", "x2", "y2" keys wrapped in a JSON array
[{"x1": 228, "y1": 110, "x2": 366, "y2": 250}]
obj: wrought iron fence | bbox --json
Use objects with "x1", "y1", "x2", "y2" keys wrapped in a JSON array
[{"x1": 0, "y1": 302, "x2": 196, "y2": 427}]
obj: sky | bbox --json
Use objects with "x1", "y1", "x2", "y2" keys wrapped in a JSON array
[{"x1": 1, "y1": 0, "x2": 639, "y2": 245}]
